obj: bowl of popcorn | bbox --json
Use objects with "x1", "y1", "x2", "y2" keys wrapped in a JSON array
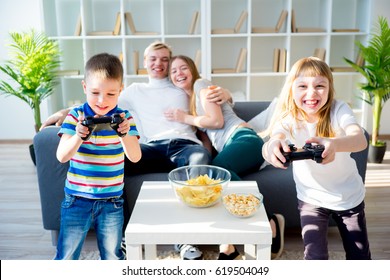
[
  {"x1": 222, "y1": 192, "x2": 262, "y2": 218},
  {"x1": 168, "y1": 165, "x2": 231, "y2": 208}
]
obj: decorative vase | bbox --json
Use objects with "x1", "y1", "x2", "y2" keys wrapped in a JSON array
[{"x1": 368, "y1": 142, "x2": 387, "y2": 163}]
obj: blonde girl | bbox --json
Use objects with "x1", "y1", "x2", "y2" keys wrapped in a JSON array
[{"x1": 262, "y1": 57, "x2": 371, "y2": 260}]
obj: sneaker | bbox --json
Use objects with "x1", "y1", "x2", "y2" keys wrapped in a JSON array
[
  {"x1": 121, "y1": 237, "x2": 127, "y2": 256},
  {"x1": 218, "y1": 246, "x2": 242, "y2": 260},
  {"x1": 270, "y1": 214, "x2": 285, "y2": 259},
  {"x1": 175, "y1": 244, "x2": 203, "y2": 260}
]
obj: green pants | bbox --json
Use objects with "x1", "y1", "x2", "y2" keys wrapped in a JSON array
[{"x1": 212, "y1": 127, "x2": 264, "y2": 181}]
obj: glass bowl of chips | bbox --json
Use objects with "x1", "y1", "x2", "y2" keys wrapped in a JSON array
[
  {"x1": 222, "y1": 192, "x2": 262, "y2": 218},
  {"x1": 168, "y1": 165, "x2": 231, "y2": 208}
]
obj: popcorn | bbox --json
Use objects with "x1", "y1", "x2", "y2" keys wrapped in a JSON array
[{"x1": 223, "y1": 193, "x2": 261, "y2": 217}]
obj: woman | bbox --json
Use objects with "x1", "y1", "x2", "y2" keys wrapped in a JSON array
[{"x1": 165, "y1": 55, "x2": 285, "y2": 260}]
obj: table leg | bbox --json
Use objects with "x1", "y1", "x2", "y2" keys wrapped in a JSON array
[
  {"x1": 256, "y1": 244, "x2": 271, "y2": 260},
  {"x1": 126, "y1": 244, "x2": 143, "y2": 260},
  {"x1": 144, "y1": 245, "x2": 157, "y2": 260},
  {"x1": 244, "y1": 244, "x2": 256, "y2": 260}
]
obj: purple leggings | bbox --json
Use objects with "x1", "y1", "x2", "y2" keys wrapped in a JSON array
[{"x1": 298, "y1": 200, "x2": 371, "y2": 260}]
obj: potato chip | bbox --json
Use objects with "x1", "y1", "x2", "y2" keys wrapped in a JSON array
[{"x1": 174, "y1": 174, "x2": 224, "y2": 207}]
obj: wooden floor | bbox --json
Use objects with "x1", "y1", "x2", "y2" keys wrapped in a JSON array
[{"x1": 0, "y1": 142, "x2": 389, "y2": 260}]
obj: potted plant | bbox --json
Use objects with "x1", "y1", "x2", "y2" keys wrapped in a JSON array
[
  {"x1": 344, "y1": 16, "x2": 390, "y2": 163},
  {"x1": 0, "y1": 29, "x2": 61, "y2": 164}
]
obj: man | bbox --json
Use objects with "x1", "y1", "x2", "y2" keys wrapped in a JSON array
[{"x1": 119, "y1": 42, "x2": 210, "y2": 174}]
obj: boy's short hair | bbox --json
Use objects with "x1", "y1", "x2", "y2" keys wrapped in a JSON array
[
  {"x1": 85, "y1": 53, "x2": 123, "y2": 83},
  {"x1": 144, "y1": 41, "x2": 172, "y2": 59}
]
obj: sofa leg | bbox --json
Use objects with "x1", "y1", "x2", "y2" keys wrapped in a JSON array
[{"x1": 51, "y1": 230, "x2": 59, "y2": 246}]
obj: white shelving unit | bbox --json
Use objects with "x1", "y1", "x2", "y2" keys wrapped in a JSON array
[{"x1": 41, "y1": 0, "x2": 372, "y2": 125}]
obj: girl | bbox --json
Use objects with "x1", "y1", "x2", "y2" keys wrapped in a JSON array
[
  {"x1": 262, "y1": 56, "x2": 371, "y2": 260},
  {"x1": 166, "y1": 55, "x2": 284, "y2": 260}
]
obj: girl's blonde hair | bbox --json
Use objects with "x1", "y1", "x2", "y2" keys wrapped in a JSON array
[
  {"x1": 169, "y1": 55, "x2": 201, "y2": 116},
  {"x1": 264, "y1": 56, "x2": 335, "y2": 139}
]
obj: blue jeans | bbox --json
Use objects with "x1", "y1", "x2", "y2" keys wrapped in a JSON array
[
  {"x1": 55, "y1": 194, "x2": 125, "y2": 260},
  {"x1": 125, "y1": 139, "x2": 211, "y2": 175},
  {"x1": 298, "y1": 200, "x2": 371, "y2": 260}
]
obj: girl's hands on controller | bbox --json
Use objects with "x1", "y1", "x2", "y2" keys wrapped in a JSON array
[
  {"x1": 264, "y1": 137, "x2": 291, "y2": 169},
  {"x1": 305, "y1": 137, "x2": 336, "y2": 164}
]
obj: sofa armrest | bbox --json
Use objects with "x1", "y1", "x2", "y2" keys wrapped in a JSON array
[
  {"x1": 233, "y1": 101, "x2": 271, "y2": 121},
  {"x1": 33, "y1": 126, "x2": 67, "y2": 231},
  {"x1": 351, "y1": 128, "x2": 369, "y2": 183}
]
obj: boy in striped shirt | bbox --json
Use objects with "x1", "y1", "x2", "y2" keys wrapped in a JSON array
[{"x1": 55, "y1": 53, "x2": 141, "y2": 260}]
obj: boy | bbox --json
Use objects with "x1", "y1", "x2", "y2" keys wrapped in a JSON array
[{"x1": 55, "y1": 53, "x2": 141, "y2": 260}]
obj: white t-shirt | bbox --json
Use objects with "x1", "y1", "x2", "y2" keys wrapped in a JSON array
[
  {"x1": 272, "y1": 100, "x2": 365, "y2": 210},
  {"x1": 119, "y1": 77, "x2": 200, "y2": 144},
  {"x1": 193, "y1": 79, "x2": 244, "y2": 152}
]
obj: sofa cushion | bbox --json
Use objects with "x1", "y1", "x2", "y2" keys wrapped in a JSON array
[{"x1": 248, "y1": 97, "x2": 278, "y2": 133}]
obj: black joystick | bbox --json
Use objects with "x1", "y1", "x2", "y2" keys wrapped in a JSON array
[
  {"x1": 81, "y1": 113, "x2": 126, "y2": 140},
  {"x1": 281, "y1": 143, "x2": 325, "y2": 167}
]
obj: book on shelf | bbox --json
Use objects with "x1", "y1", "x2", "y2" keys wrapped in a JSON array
[
  {"x1": 332, "y1": 28, "x2": 360, "y2": 32},
  {"x1": 234, "y1": 10, "x2": 248, "y2": 33},
  {"x1": 132, "y1": 51, "x2": 139, "y2": 74},
  {"x1": 356, "y1": 51, "x2": 365, "y2": 67},
  {"x1": 194, "y1": 49, "x2": 201, "y2": 71},
  {"x1": 133, "y1": 50, "x2": 147, "y2": 75},
  {"x1": 278, "y1": 48, "x2": 286, "y2": 72},
  {"x1": 313, "y1": 48, "x2": 326, "y2": 61},
  {"x1": 125, "y1": 12, "x2": 137, "y2": 34},
  {"x1": 251, "y1": 27, "x2": 276, "y2": 33},
  {"x1": 74, "y1": 14, "x2": 82, "y2": 36},
  {"x1": 188, "y1": 11, "x2": 199, "y2": 34},
  {"x1": 113, "y1": 12, "x2": 121, "y2": 35},
  {"x1": 296, "y1": 27, "x2": 326, "y2": 33},
  {"x1": 56, "y1": 69, "x2": 80, "y2": 76},
  {"x1": 87, "y1": 31, "x2": 114, "y2": 36},
  {"x1": 235, "y1": 48, "x2": 247, "y2": 72},
  {"x1": 211, "y1": 10, "x2": 247, "y2": 34},
  {"x1": 137, "y1": 69, "x2": 148, "y2": 75},
  {"x1": 212, "y1": 68, "x2": 236, "y2": 74},
  {"x1": 211, "y1": 48, "x2": 247, "y2": 74},
  {"x1": 275, "y1": 10, "x2": 288, "y2": 32},
  {"x1": 291, "y1": 9, "x2": 297, "y2": 33},
  {"x1": 330, "y1": 66, "x2": 355, "y2": 72},
  {"x1": 125, "y1": 12, "x2": 158, "y2": 35},
  {"x1": 273, "y1": 48, "x2": 280, "y2": 72},
  {"x1": 211, "y1": 28, "x2": 235, "y2": 34}
]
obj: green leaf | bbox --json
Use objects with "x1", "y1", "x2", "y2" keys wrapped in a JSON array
[{"x1": 0, "y1": 29, "x2": 61, "y2": 131}]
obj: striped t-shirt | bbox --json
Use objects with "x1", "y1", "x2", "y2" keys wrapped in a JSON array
[{"x1": 58, "y1": 103, "x2": 139, "y2": 199}]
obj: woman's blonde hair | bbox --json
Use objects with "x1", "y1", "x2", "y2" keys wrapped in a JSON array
[
  {"x1": 169, "y1": 55, "x2": 201, "y2": 116},
  {"x1": 264, "y1": 56, "x2": 335, "y2": 139}
]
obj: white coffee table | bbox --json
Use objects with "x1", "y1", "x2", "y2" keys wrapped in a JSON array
[{"x1": 125, "y1": 181, "x2": 272, "y2": 260}]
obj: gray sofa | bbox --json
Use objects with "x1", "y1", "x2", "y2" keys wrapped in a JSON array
[{"x1": 33, "y1": 101, "x2": 369, "y2": 245}]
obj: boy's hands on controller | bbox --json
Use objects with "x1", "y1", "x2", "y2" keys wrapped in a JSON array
[
  {"x1": 117, "y1": 112, "x2": 130, "y2": 136},
  {"x1": 76, "y1": 113, "x2": 129, "y2": 140},
  {"x1": 76, "y1": 116, "x2": 90, "y2": 140},
  {"x1": 305, "y1": 137, "x2": 335, "y2": 164}
]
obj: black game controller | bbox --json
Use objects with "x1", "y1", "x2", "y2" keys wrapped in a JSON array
[
  {"x1": 281, "y1": 143, "x2": 325, "y2": 167},
  {"x1": 81, "y1": 113, "x2": 126, "y2": 140}
]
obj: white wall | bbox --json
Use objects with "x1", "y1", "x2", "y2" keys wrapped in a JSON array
[
  {"x1": 367, "y1": 0, "x2": 390, "y2": 136},
  {"x1": 0, "y1": 0, "x2": 46, "y2": 140},
  {"x1": 0, "y1": 0, "x2": 389, "y2": 140}
]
